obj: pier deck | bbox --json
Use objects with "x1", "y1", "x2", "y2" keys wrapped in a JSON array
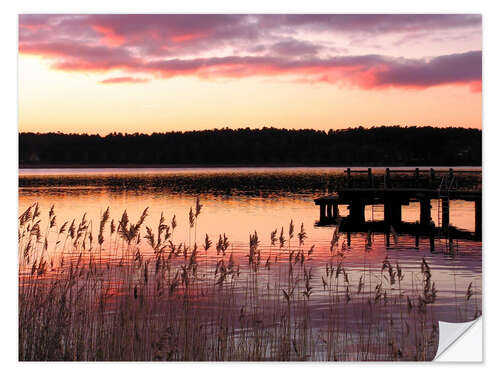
[{"x1": 314, "y1": 168, "x2": 482, "y2": 238}]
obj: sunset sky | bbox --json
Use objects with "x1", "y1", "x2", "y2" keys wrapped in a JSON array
[{"x1": 18, "y1": 14, "x2": 482, "y2": 134}]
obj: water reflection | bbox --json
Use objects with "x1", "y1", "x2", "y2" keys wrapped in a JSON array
[
  {"x1": 18, "y1": 180, "x2": 481, "y2": 302},
  {"x1": 18, "y1": 170, "x2": 482, "y2": 360}
]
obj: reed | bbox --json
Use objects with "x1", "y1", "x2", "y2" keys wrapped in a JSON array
[{"x1": 18, "y1": 200, "x2": 481, "y2": 361}]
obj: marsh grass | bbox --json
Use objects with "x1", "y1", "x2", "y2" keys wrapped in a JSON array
[
  {"x1": 18, "y1": 201, "x2": 480, "y2": 361},
  {"x1": 18, "y1": 170, "x2": 482, "y2": 195}
]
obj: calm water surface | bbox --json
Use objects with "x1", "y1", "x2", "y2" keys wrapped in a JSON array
[{"x1": 19, "y1": 167, "x2": 482, "y2": 329}]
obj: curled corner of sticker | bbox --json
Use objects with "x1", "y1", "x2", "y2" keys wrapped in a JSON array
[{"x1": 434, "y1": 316, "x2": 482, "y2": 362}]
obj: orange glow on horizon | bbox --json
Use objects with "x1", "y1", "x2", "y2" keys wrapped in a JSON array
[
  {"x1": 18, "y1": 54, "x2": 481, "y2": 135},
  {"x1": 18, "y1": 14, "x2": 482, "y2": 134}
]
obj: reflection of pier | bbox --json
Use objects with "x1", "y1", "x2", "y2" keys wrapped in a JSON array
[
  {"x1": 338, "y1": 222, "x2": 479, "y2": 244},
  {"x1": 314, "y1": 168, "x2": 481, "y2": 240}
]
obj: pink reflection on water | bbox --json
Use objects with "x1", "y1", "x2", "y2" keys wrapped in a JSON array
[{"x1": 19, "y1": 185, "x2": 481, "y2": 309}]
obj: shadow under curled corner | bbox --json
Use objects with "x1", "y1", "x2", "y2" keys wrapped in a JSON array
[{"x1": 433, "y1": 317, "x2": 482, "y2": 362}]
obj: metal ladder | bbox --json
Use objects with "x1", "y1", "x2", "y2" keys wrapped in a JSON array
[{"x1": 436, "y1": 175, "x2": 457, "y2": 252}]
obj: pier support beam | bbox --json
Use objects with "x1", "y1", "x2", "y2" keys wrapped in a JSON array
[
  {"x1": 384, "y1": 203, "x2": 390, "y2": 223},
  {"x1": 442, "y1": 198, "x2": 450, "y2": 230},
  {"x1": 384, "y1": 200, "x2": 402, "y2": 225},
  {"x1": 348, "y1": 202, "x2": 365, "y2": 223},
  {"x1": 384, "y1": 168, "x2": 391, "y2": 189},
  {"x1": 429, "y1": 168, "x2": 435, "y2": 187},
  {"x1": 332, "y1": 204, "x2": 339, "y2": 220},
  {"x1": 419, "y1": 198, "x2": 431, "y2": 226},
  {"x1": 319, "y1": 203, "x2": 326, "y2": 222},
  {"x1": 316, "y1": 200, "x2": 339, "y2": 223},
  {"x1": 475, "y1": 197, "x2": 482, "y2": 237}
]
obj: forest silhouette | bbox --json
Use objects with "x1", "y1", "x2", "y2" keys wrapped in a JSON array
[{"x1": 19, "y1": 126, "x2": 481, "y2": 167}]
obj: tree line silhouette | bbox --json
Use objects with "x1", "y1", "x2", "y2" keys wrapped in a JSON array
[{"x1": 19, "y1": 126, "x2": 481, "y2": 166}]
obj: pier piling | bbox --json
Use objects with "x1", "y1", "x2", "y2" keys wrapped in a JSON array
[
  {"x1": 384, "y1": 200, "x2": 401, "y2": 225},
  {"x1": 475, "y1": 197, "x2": 482, "y2": 237},
  {"x1": 314, "y1": 168, "x2": 481, "y2": 241},
  {"x1": 349, "y1": 201, "x2": 365, "y2": 223},
  {"x1": 442, "y1": 198, "x2": 450, "y2": 230},
  {"x1": 419, "y1": 198, "x2": 431, "y2": 226}
]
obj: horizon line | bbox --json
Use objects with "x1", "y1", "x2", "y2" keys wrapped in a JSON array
[{"x1": 19, "y1": 124, "x2": 482, "y2": 137}]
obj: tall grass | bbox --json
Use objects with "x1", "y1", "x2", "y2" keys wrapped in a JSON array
[{"x1": 18, "y1": 201, "x2": 480, "y2": 361}]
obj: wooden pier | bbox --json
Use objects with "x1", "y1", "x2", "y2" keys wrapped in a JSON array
[{"x1": 315, "y1": 168, "x2": 482, "y2": 239}]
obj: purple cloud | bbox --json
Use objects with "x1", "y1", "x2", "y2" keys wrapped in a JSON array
[
  {"x1": 374, "y1": 50, "x2": 482, "y2": 88},
  {"x1": 18, "y1": 14, "x2": 482, "y2": 91}
]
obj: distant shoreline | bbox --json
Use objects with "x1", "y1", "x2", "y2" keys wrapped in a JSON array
[
  {"x1": 19, "y1": 163, "x2": 482, "y2": 170},
  {"x1": 19, "y1": 128, "x2": 482, "y2": 168}
]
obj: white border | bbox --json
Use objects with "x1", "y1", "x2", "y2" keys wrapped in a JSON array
[{"x1": 2, "y1": 0, "x2": 498, "y2": 373}]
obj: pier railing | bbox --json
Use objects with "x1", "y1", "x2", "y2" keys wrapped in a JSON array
[{"x1": 344, "y1": 167, "x2": 481, "y2": 190}]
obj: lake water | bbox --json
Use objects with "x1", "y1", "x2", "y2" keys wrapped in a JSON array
[{"x1": 18, "y1": 167, "x2": 482, "y2": 360}]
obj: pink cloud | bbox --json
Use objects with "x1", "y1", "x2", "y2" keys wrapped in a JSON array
[
  {"x1": 91, "y1": 25, "x2": 125, "y2": 46},
  {"x1": 18, "y1": 14, "x2": 482, "y2": 92},
  {"x1": 99, "y1": 76, "x2": 149, "y2": 84}
]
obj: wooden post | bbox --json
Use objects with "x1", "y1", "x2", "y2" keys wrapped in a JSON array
[
  {"x1": 414, "y1": 168, "x2": 419, "y2": 187},
  {"x1": 419, "y1": 197, "x2": 431, "y2": 226},
  {"x1": 385, "y1": 230, "x2": 390, "y2": 248},
  {"x1": 320, "y1": 203, "x2": 326, "y2": 222},
  {"x1": 415, "y1": 233, "x2": 420, "y2": 248},
  {"x1": 349, "y1": 201, "x2": 365, "y2": 223},
  {"x1": 429, "y1": 168, "x2": 435, "y2": 187},
  {"x1": 442, "y1": 198, "x2": 450, "y2": 230},
  {"x1": 384, "y1": 199, "x2": 401, "y2": 225},
  {"x1": 327, "y1": 203, "x2": 332, "y2": 219},
  {"x1": 346, "y1": 168, "x2": 351, "y2": 188},
  {"x1": 384, "y1": 201, "x2": 391, "y2": 223},
  {"x1": 332, "y1": 204, "x2": 339, "y2": 219},
  {"x1": 449, "y1": 168, "x2": 454, "y2": 182},
  {"x1": 368, "y1": 168, "x2": 373, "y2": 187},
  {"x1": 384, "y1": 168, "x2": 390, "y2": 188},
  {"x1": 392, "y1": 201, "x2": 402, "y2": 224},
  {"x1": 347, "y1": 231, "x2": 351, "y2": 247},
  {"x1": 475, "y1": 197, "x2": 482, "y2": 237}
]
